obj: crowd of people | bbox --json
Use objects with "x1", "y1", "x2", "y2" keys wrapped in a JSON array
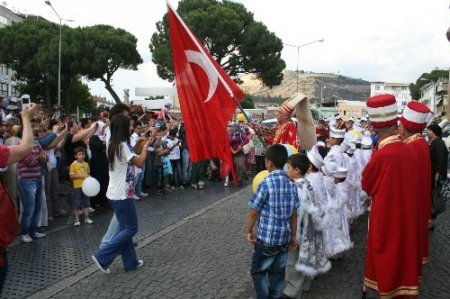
[
  {"x1": 246, "y1": 94, "x2": 449, "y2": 299},
  {"x1": 0, "y1": 92, "x2": 449, "y2": 297}
]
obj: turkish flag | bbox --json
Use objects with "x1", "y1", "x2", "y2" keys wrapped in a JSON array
[{"x1": 167, "y1": 4, "x2": 244, "y2": 164}]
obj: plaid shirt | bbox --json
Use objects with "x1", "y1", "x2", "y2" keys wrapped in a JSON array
[{"x1": 249, "y1": 170, "x2": 300, "y2": 245}]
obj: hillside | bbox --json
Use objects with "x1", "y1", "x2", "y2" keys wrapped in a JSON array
[{"x1": 239, "y1": 70, "x2": 371, "y2": 105}]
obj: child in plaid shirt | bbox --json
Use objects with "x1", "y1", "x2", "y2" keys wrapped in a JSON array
[{"x1": 245, "y1": 144, "x2": 300, "y2": 299}]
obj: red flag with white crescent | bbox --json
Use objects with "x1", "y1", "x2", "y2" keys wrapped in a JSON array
[{"x1": 167, "y1": 3, "x2": 244, "y2": 166}]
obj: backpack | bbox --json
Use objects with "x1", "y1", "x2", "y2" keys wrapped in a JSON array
[{"x1": 0, "y1": 181, "x2": 19, "y2": 248}]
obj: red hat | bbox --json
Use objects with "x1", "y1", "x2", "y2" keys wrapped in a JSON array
[
  {"x1": 279, "y1": 93, "x2": 307, "y2": 116},
  {"x1": 366, "y1": 94, "x2": 398, "y2": 128},
  {"x1": 400, "y1": 101, "x2": 433, "y2": 132}
]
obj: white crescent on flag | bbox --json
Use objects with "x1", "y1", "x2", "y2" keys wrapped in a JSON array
[{"x1": 185, "y1": 49, "x2": 219, "y2": 103}]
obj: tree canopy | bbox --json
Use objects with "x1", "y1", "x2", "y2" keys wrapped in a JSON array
[
  {"x1": 150, "y1": 0, "x2": 286, "y2": 87},
  {"x1": 409, "y1": 69, "x2": 449, "y2": 100},
  {"x1": 0, "y1": 18, "x2": 142, "y2": 109}
]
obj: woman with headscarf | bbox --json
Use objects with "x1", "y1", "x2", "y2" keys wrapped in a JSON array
[
  {"x1": 89, "y1": 121, "x2": 109, "y2": 209},
  {"x1": 426, "y1": 123, "x2": 449, "y2": 226},
  {"x1": 427, "y1": 123, "x2": 448, "y2": 186}
]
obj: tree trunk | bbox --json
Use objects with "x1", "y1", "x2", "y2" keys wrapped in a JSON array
[{"x1": 101, "y1": 78, "x2": 121, "y2": 104}]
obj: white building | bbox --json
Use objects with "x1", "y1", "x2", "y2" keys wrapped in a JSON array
[
  {"x1": 420, "y1": 78, "x2": 448, "y2": 118},
  {"x1": 370, "y1": 82, "x2": 411, "y2": 111},
  {"x1": 133, "y1": 87, "x2": 177, "y2": 110},
  {"x1": 0, "y1": 5, "x2": 23, "y2": 98}
]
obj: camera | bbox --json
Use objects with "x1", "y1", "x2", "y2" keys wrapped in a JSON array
[{"x1": 21, "y1": 94, "x2": 30, "y2": 105}]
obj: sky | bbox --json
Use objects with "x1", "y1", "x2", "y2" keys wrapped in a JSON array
[{"x1": 7, "y1": 0, "x2": 450, "y2": 101}]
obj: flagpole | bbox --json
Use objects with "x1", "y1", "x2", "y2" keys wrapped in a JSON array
[{"x1": 167, "y1": 1, "x2": 268, "y2": 149}]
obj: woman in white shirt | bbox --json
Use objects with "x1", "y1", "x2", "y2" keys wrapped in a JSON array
[{"x1": 92, "y1": 114, "x2": 150, "y2": 274}]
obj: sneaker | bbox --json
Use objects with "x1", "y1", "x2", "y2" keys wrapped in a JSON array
[
  {"x1": 31, "y1": 232, "x2": 46, "y2": 239},
  {"x1": 137, "y1": 260, "x2": 144, "y2": 268},
  {"x1": 179, "y1": 186, "x2": 186, "y2": 190},
  {"x1": 91, "y1": 255, "x2": 111, "y2": 274},
  {"x1": 74, "y1": 219, "x2": 80, "y2": 227},
  {"x1": 85, "y1": 218, "x2": 94, "y2": 224},
  {"x1": 198, "y1": 181, "x2": 205, "y2": 190},
  {"x1": 141, "y1": 192, "x2": 149, "y2": 197},
  {"x1": 224, "y1": 181, "x2": 229, "y2": 187},
  {"x1": 132, "y1": 194, "x2": 141, "y2": 200},
  {"x1": 20, "y1": 234, "x2": 33, "y2": 243},
  {"x1": 191, "y1": 183, "x2": 198, "y2": 189},
  {"x1": 171, "y1": 186, "x2": 175, "y2": 191},
  {"x1": 88, "y1": 207, "x2": 96, "y2": 213}
]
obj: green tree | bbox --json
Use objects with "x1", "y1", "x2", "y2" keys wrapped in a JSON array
[
  {"x1": 68, "y1": 76, "x2": 96, "y2": 115},
  {"x1": 240, "y1": 93, "x2": 255, "y2": 109},
  {"x1": 150, "y1": 0, "x2": 285, "y2": 87},
  {"x1": 75, "y1": 25, "x2": 143, "y2": 104},
  {"x1": 409, "y1": 69, "x2": 449, "y2": 100},
  {"x1": 311, "y1": 109, "x2": 319, "y2": 120},
  {"x1": 0, "y1": 18, "x2": 59, "y2": 106},
  {"x1": 0, "y1": 20, "x2": 143, "y2": 106}
]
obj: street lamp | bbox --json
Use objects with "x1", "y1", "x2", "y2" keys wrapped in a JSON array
[
  {"x1": 284, "y1": 39, "x2": 324, "y2": 92},
  {"x1": 45, "y1": 1, "x2": 73, "y2": 108}
]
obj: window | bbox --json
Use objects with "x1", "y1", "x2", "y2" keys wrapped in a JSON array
[
  {"x1": 0, "y1": 83, "x2": 8, "y2": 95},
  {"x1": 375, "y1": 86, "x2": 380, "y2": 90},
  {"x1": 11, "y1": 85, "x2": 17, "y2": 96},
  {"x1": 0, "y1": 16, "x2": 8, "y2": 26}
]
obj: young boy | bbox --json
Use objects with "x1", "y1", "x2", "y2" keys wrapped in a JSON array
[
  {"x1": 283, "y1": 154, "x2": 330, "y2": 299},
  {"x1": 154, "y1": 128, "x2": 170, "y2": 195},
  {"x1": 245, "y1": 144, "x2": 300, "y2": 299},
  {"x1": 166, "y1": 128, "x2": 182, "y2": 191},
  {"x1": 69, "y1": 147, "x2": 93, "y2": 226}
]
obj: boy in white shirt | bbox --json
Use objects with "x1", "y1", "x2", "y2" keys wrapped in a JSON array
[{"x1": 166, "y1": 128, "x2": 182, "y2": 191}]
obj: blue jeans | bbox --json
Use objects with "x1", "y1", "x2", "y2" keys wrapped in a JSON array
[
  {"x1": 181, "y1": 149, "x2": 191, "y2": 184},
  {"x1": 93, "y1": 199, "x2": 139, "y2": 272},
  {"x1": 134, "y1": 165, "x2": 145, "y2": 196},
  {"x1": 251, "y1": 239, "x2": 289, "y2": 299},
  {"x1": 18, "y1": 178, "x2": 43, "y2": 236},
  {"x1": 99, "y1": 214, "x2": 120, "y2": 249}
]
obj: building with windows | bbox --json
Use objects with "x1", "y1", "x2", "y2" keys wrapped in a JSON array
[
  {"x1": 0, "y1": 5, "x2": 23, "y2": 98},
  {"x1": 370, "y1": 82, "x2": 411, "y2": 111},
  {"x1": 336, "y1": 100, "x2": 367, "y2": 120},
  {"x1": 420, "y1": 78, "x2": 448, "y2": 118}
]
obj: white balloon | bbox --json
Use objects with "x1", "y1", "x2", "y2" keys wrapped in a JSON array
[{"x1": 82, "y1": 177, "x2": 100, "y2": 197}]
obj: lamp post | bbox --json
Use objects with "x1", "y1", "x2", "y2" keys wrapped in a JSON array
[
  {"x1": 45, "y1": 1, "x2": 73, "y2": 108},
  {"x1": 284, "y1": 39, "x2": 324, "y2": 92}
]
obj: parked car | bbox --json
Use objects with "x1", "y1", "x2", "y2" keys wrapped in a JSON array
[{"x1": 260, "y1": 117, "x2": 298, "y2": 128}]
